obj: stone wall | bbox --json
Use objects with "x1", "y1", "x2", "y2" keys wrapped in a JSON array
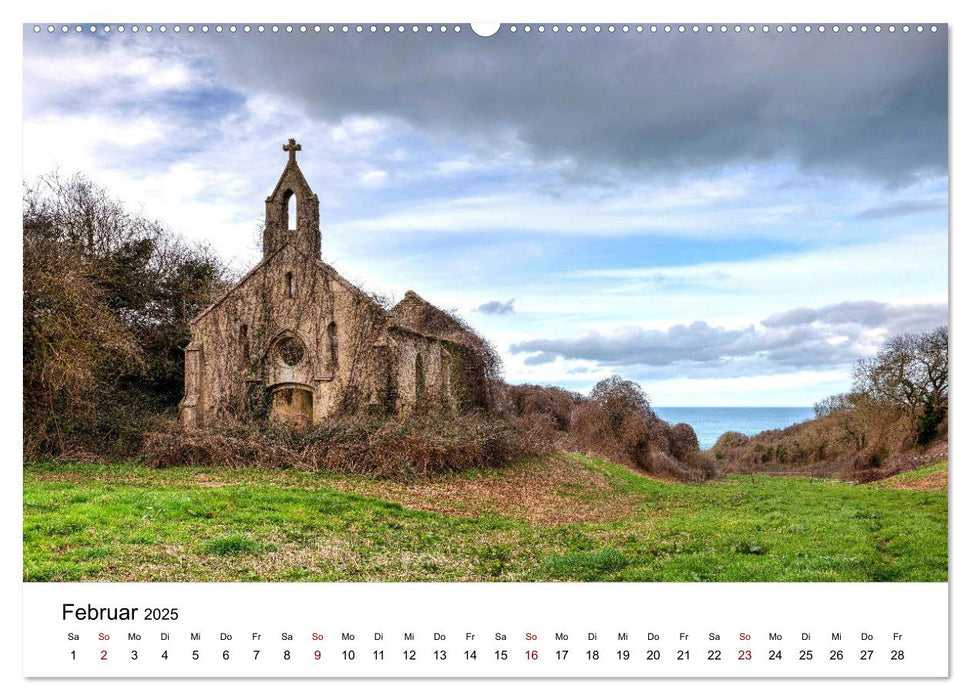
[
  {"x1": 388, "y1": 327, "x2": 456, "y2": 414},
  {"x1": 180, "y1": 244, "x2": 390, "y2": 428}
]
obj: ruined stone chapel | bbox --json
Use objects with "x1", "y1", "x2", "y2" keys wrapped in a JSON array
[{"x1": 179, "y1": 139, "x2": 491, "y2": 429}]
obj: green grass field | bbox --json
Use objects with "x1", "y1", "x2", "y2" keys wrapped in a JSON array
[{"x1": 23, "y1": 455, "x2": 947, "y2": 582}]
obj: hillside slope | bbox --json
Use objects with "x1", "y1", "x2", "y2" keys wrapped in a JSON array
[{"x1": 24, "y1": 453, "x2": 947, "y2": 583}]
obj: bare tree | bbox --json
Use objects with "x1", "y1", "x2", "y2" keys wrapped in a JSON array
[
  {"x1": 23, "y1": 172, "x2": 229, "y2": 457},
  {"x1": 853, "y1": 326, "x2": 948, "y2": 445}
]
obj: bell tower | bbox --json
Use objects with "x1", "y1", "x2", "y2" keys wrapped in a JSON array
[{"x1": 262, "y1": 138, "x2": 322, "y2": 258}]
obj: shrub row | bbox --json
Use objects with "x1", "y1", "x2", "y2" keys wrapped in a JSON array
[
  {"x1": 143, "y1": 413, "x2": 551, "y2": 480},
  {"x1": 504, "y1": 379, "x2": 719, "y2": 483}
]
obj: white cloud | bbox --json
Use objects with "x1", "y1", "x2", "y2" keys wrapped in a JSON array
[
  {"x1": 330, "y1": 115, "x2": 391, "y2": 143},
  {"x1": 359, "y1": 170, "x2": 389, "y2": 187},
  {"x1": 435, "y1": 158, "x2": 474, "y2": 175},
  {"x1": 509, "y1": 300, "x2": 947, "y2": 373},
  {"x1": 24, "y1": 38, "x2": 196, "y2": 97},
  {"x1": 23, "y1": 114, "x2": 165, "y2": 177}
]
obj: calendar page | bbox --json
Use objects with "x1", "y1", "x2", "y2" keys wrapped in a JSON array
[{"x1": 18, "y1": 5, "x2": 952, "y2": 690}]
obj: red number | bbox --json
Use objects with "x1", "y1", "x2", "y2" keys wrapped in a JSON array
[
  {"x1": 738, "y1": 650, "x2": 752, "y2": 661},
  {"x1": 100, "y1": 650, "x2": 108, "y2": 661},
  {"x1": 525, "y1": 649, "x2": 538, "y2": 660},
  {"x1": 314, "y1": 650, "x2": 321, "y2": 660}
]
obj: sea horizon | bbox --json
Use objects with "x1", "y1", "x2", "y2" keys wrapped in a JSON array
[{"x1": 652, "y1": 406, "x2": 816, "y2": 450}]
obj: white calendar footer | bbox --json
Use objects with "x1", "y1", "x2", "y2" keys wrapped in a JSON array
[{"x1": 23, "y1": 582, "x2": 948, "y2": 677}]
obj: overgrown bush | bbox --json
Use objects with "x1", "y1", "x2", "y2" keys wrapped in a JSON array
[
  {"x1": 682, "y1": 449, "x2": 719, "y2": 481},
  {"x1": 666, "y1": 422, "x2": 701, "y2": 461},
  {"x1": 714, "y1": 431, "x2": 749, "y2": 450},
  {"x1": 143, "y1": 413, "x2": 551, "y2": 479},
  {"x1": 24, "y1": 172, "x2": 228, "y2": 459},
  {"x1": 503, "y1": 376, "x2": 720, "y2": 482},
  {"x1": 505, "y1": 384, "x2": 580, "y2": 432}
]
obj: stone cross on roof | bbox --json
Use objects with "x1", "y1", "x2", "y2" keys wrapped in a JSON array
[{"x1": 283, "y1": 138, "x2": 302, "y2": 163}]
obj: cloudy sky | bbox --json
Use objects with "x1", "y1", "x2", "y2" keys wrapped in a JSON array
[{"x1": 22, "y1": 24, "x2": 948, "y2": 405}]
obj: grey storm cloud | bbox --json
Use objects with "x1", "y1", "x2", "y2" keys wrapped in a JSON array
[
  {"x1": 761, "y1": 300, "x2": 948, "y2": 332},
  {"x1": 475, "y1": 298, "x2": 516, "y2": 315},
  {"x1": 855, "y1": 198, "x2": 948, "y2": 220},
  {"x1": 523, "y1": 351, "x2": 559, "y2": 366},
  {"x1": 509, "y1": 301, "x2": 947, "y2": 374},
  {"x1": 147, "y1": 28, "x2": 951, "y2": 186}
]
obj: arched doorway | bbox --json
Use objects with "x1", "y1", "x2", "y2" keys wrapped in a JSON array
[{"x1": 269, "y1": 383, "x2": 314, "y2": 428}]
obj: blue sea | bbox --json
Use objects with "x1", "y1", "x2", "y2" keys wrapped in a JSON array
[{"x1": 652, "y1": 407, "x2": 816, "y2": 450}]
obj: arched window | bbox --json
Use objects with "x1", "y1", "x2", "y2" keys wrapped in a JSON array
[
  {"x1": 415, "y1": 353, "x2": 425, "y2": 403},
  {"x1": 284, "y1": 272, "x2": 294, "y2": 299},
  {"x1": 284, "y1": 190, "x2": 297, "y2": 231},
  {"x1": 327, "y1": 321, "x2": 338, "y2": 369},
  {"x1": 276, "y1": 336, "x2": 305, "y2": 367}
]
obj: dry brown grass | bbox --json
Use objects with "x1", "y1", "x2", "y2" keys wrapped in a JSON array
[
  {"x1": 871, "y1": 459, "x2": 948, "y2": 491},
  {"x1": 879, "y1": 470, "x2": 948, "y2": 491},
  {"x1": 321, "y1": 453, "x2": 638, "y2": 525},
  {"x1": 142, "y1": 413, "x2": 551, "y2": 479}
]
